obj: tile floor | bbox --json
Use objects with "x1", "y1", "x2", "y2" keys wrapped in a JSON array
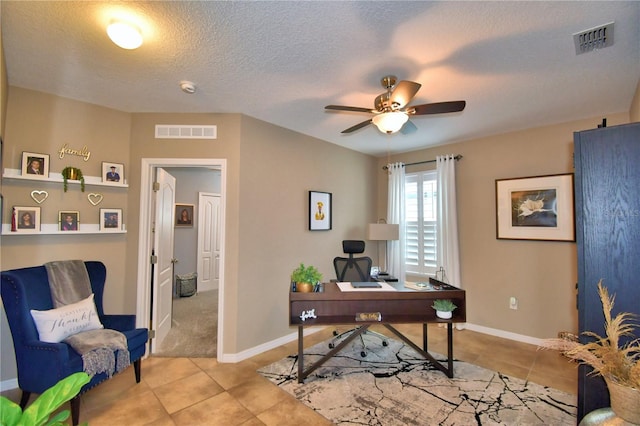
[{"x1": 2, "y1": 324, "x2": 577, "y2": 425}]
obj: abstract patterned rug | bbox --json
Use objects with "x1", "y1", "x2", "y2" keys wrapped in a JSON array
[{"x1": 258, "y1": 335, "x2": 576, "y2": 425}]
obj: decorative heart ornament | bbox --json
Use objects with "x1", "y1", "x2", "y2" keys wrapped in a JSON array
[
  {"x1": 88, "y1": 193, "x2": 103, "y2": 206},
  {"x1": 30, "y1": 190, "x2": 49, "y2": 204}
]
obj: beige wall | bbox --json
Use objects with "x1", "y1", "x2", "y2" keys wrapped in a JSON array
[
  {"x1": 235, "y1": 115, "x2": 378, "y2": 350},
  {"x1": 2, "y1": 76, "x2": 638, "y2": 384},
  {"x1": 630, "y1": 78, "x2": 640, "y2": 123},
  {"x1": 1, "y1": 88, "x2": 131, "y2": 384},
  {"x1": 1, "y1": 87, "x2": 131, "y2": 294},
  {"x1": 126, "y1": 112, "x2": 243, "y2": 351},
  {"x1": 378, "y1": 112, "x2": 630, "y2": 339},
  {"x1": 121, "y1": 112, "x2": 377, "y2": 354}
]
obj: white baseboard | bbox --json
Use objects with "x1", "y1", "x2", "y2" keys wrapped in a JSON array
[
  {"x1": 0, "y1": 378, "x2": 18, "y2": 392},
  {"x1": 218, "y1": 326, "x2": 324, "y2": 363},
  {"x1": 463, "y1": 323, "x2": 545, "y2": 346}
]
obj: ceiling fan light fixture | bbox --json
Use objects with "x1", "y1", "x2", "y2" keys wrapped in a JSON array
[
  {"x1": 372, "y1": 111, "x2": 409, "y2": 134},
  {"x1": 107, "y1": 21, "x2": 143, "y2": 49}
]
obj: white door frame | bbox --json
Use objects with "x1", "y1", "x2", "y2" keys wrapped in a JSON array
[{"x1": 136, "y1": 158, "x2": 227, "y2": 359}]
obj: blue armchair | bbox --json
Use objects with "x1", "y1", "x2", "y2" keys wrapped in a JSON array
[{"x1": 1, "y1": 261, "x2": 148, "y2": 426}]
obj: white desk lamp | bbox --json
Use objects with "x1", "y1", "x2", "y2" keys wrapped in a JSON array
[{"x1": 367, "y1": 220, "x2": 399, "y2": 275}]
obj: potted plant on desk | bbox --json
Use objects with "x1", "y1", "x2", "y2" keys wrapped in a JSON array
[
  {"x1": 291, "y1": 263, "x2": 322, "y2": 293},
  {"x1": 432, "y1": 299, "x2": 457, "y2": 319}
]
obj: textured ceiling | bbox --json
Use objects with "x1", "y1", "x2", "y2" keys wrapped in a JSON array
[{"x1": 2, "y1": 1, "x2": 639, "y2": 156}]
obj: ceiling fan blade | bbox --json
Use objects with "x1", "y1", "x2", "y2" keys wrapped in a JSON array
[
  {"x1": 325, "y1": 105, "x2": 374, "y2": 113},
  {"x1": 389, "y1": 80, "x2": 421, "y2": 109},
  {"x1": 409, "y1": 101, "x2": 466, "y2": 115},
  {"x1": 400, "y1": 119, "x2": 418, "y2": 135},
  {"x1": 341, "y1": 119, "x2": 372, "y2": 134}
]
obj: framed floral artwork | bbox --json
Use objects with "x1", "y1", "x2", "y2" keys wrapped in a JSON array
[{"x1": 496, "y1": 173, "x2": 575, "y2": 241}]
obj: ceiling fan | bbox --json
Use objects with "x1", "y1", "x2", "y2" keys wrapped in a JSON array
[{"x1": 325, "y1": 75, "x2": 466, "y2": 134}]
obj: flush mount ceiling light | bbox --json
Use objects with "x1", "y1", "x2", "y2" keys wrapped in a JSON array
[
  {"x1": 372, "y1": 111, "x2": 409, "y2": 134},
  {"x1": 107, "y1": 21, "x2": 143, "y2": 49}
]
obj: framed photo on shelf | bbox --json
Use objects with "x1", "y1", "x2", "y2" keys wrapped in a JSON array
[
  {"x1": 13, "y1": 206, "x2": 41, "y2": 233},
  {"x1": 309, "y1": 190, "x2": 332, "y2": 231},
  {"x1": 99, "y1": 208, "x2": 122, "y2": 232},
  {"x1": 175, "y1": 203, "x2": 194, "y2": 227},
  {"x1": 495, "y1": 173, "x2": 575, "y2": 241},
  {"x1": 58, "y1": 211, "x2": 80, "y2": 231},
  {"x1": 102, "y1": 162, "x2": 124, "y2": 184},
  {"x1": 21, "y1": 151, "x2": 49, "y2": 178}
]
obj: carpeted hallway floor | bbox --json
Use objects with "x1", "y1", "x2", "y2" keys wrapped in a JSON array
[{"x1": 155, "y1": 289, "x2": 218, "y2": 358}]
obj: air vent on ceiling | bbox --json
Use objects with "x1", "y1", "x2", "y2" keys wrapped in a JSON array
[
  {"x1": 155, "y1": 125, "x2": 217, "y2": 139},
  {"x1": 573, "y1": 22, "x2": 614, "y2": 55}
]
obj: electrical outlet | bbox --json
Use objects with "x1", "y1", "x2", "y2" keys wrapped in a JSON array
[{"x1": 509, "y1": 297, "x2": 518, "y2": 310}]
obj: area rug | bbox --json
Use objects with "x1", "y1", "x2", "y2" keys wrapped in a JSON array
[{"x1": 258, "y1": 335, "x2": 576, "y2": 425}]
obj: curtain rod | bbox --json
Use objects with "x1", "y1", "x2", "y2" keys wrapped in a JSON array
[{"x1": 382, "y1": 154, "x2": 463, "y2": 170}]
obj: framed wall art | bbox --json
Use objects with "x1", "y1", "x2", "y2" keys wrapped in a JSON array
[
  {"x1": 309, "y1": 190, "x2": 332, "y2": 231},
  {"x1": 21, "y1": 151, "x2": 49, "y2": 178},
  {"x1": 59, "y1": 211, "x2": 80, "y2": 231},
  {"x1": 100, "y1": 208, "x2": 122, "y2": 231},
  {"x1": 102, "y1": 161, "x2": 124, "y2": 184},
  {"x1": 175, "y1": 203, "x2": 194, "y2": 227},
  {"x1": 495, "y1": 173, "x2": 575, "y2": 241},
  {"x1": 13, "y1": 206, "x2": 41, "y2": 233}
]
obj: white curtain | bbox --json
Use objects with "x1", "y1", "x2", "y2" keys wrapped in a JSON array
[
  {"x1": 436, "y1": 155, "x2": 461, "y2": 288},
  {"x1": 386, "y1": 162, "x2": 405, "y2": 281}
]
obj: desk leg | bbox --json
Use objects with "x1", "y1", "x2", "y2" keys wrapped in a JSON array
[
  {"x1": 298, "y1": 326, "x2": 304, "y2": 383},
  {"x1": 447, "y1": 323, "x2": 453, "y2": 375},
  {"x1": 297, "y1": 325, "x2": 370, "y2": 383},
  {"x1": 423, "y1": 323, "x2": 428, "y2": 351},
  {"x1": 384, "y1": 324, "x2": 454, "y2": 378}
]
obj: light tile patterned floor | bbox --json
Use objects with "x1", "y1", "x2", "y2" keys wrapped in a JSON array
[{"x1": 2, "y1": 324, "x2": 577, "y2": 425}]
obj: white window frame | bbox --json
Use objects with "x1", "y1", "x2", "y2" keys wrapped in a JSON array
[{"x1": 405, "y1": 170, "x2": 438, "y2": 276}]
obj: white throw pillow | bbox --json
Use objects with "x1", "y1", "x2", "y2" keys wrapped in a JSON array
[{"x1": 30, "y1": 294, "x2": 104, "y2": 343}]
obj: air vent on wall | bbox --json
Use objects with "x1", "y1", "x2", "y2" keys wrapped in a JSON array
[
  {"x1": 155, "y1": 125, "x2": 217, "y2": 139},
  {"x1": 573, "y1": 22, "x2": 614, "y2": 55}
]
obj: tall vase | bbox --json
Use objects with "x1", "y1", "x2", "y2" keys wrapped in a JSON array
[{"x1": 606, "y1": 378, "x2": 640, "y2": 425}]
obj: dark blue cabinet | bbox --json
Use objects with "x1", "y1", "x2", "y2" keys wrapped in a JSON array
[{"x1": 574, "y1": 122, "x2": 640, "y2": 421}]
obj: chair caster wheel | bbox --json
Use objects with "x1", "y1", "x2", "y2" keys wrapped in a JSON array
[
  {"x1": 360, "y1": 351, "x2": 366, "y2": 357},
  {"x1": 333, "y1": 331, "x2": 338, "y2": 336},
  {"x1": 329, "y1": 343, "x2": 335, "y2": 349},
  {"x1": 382, "y1": 341, "x2": 388, "y2": 346}
]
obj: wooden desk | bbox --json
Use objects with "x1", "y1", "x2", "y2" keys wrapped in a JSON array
[{"x1": 290, "y1": 278, "x2": 466, "y2": 383}]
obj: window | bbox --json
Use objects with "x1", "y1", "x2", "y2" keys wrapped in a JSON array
[{"x1": 405, "y1": 170, "x2": 437, "y2": 276}]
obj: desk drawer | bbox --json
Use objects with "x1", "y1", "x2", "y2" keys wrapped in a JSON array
[{"x1": 290, "y1": 299, "x2": 465, "y2": 325}]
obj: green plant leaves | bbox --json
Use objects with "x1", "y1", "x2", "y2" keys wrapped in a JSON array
[
  {"x1": 0, "y1": 398, "x2": 23, "y2": 426},
  {"x1": 0, "y1": 372, "x2": 90, "y2": 426}
]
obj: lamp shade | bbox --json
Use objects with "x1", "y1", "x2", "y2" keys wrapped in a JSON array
[
  {"x1": 107, "y1": 22, "x2": 143, "y2": 50},
  {"x1": 371, "y1": 111, "x2": 409, "y2": 134},
  {"x1": 367, "y1": 223, "x2": 399, "y2": 241}
]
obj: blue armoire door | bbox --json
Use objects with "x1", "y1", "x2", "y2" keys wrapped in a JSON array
[{"x1": 574, "y1": 121, "x2": 640, "y2": 421}]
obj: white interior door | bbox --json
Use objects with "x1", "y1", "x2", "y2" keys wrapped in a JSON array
[
  {"x1": 197, "y1": 192, "x2": 220, "y2": 291},
  {"x1": 151, "y1": 168, "x2": 176, "y2": 351}
]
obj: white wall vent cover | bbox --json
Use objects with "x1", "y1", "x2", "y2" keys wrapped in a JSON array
[
  {"x1": 573, "y1": 22, "x2": 614, "y2": 55},
  {"x1": 155, "y1": 125, "x2": 217, "y2": 139}
]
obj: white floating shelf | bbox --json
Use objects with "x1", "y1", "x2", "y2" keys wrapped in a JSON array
[
  {"x1": 1, "y1": 223, "x2": 126, "y2": 235},
  {"x1": 2, "y1": 168, "x2": 128, "y2": 188}
]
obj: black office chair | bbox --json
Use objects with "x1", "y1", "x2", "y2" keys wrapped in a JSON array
[{"x1": 331, "y1": 240, "x2": 388, "y2": 357}]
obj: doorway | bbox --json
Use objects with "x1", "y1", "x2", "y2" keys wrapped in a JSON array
[{"x1": 136, "y1": 158, "x2": 227, "y2": 359}]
